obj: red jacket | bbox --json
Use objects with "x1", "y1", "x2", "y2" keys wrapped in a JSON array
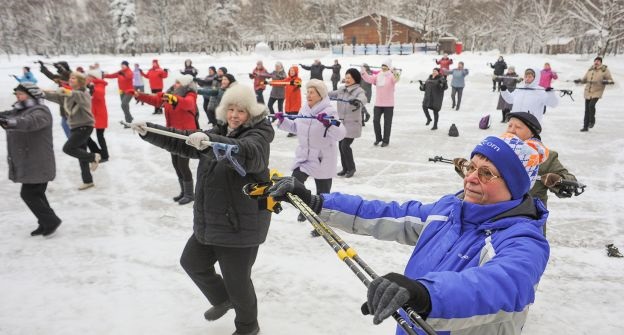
[
  {"x1": 104, "y1": 67, "x2": 133, "y2": 92},
  {"x1": 89, "y1": 78, "x2": 108, "y2": 129},
  {"x1": 283, "y1": 66, "x2": 302, "y2": 114},
  {"x1": 436, "y1": 57, "x2": 453, "y2": 71},
  {"x1": 136, "y1": 91, "x2": 198, "y2": 130},
  {"x1": 249, "y1": 67, "x2": 270, "y2": 91},
  {"x1": 142, "y1": 64, "x2": 168, "y2": 90}
]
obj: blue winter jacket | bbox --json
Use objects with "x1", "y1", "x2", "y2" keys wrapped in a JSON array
[
  {"x1": 320, "y1": 191, "x2": 549, "y2": 335},
  {"x1": 446, "y1": 69, "x2": 469, "y2": 88},
  {"x1": 16, "y1": 72, "x2": 37, "y2": 84}
]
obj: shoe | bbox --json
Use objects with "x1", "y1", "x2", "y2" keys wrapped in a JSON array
[
  {"x1": 607, "y1": 244, "x2": 623, "y2": 258},
  {"x1": 580, "y1": 128, "x2": 588, "y2": 132},
  {"x1": 297, "y1": 213, "x2": 306, "y2": 222},
  {"x1": 373, "y1": 141, "x2": 381, "y2": 146},
  {"x1": 380, "y1": 142, "x2": 388, "y2": 147},
  {"x1": 310, "y1": 229, "x2": 321, "y2": 237},
  {"x1": 345, "y1": 169, "x2": 355, "y2": 178},
  {"x1": 78, "y1": 183, "x2": 95, "y2": 190},
  {"x1": 451, "y1": 103, "x2": 455, "y2": 109},
  {"x1": 589, "y1": 122, "x2": 595, "y2": 128},
  {"x1": 42, "y1": 221, "x2": 61, "y2": 237},
  {"x1": 204, "y1": 301, "x2": 233, "y2": 321},
  {"x1": 431, "y1": 126, "x2": 438, "y2": 130},
  {"x1": 337, "y1": 170, "x2": 347, "y2": 177},
  {"x1": 232, "y1": 326, "x2": 260, "y2": 335},
  {"x1": 425, "y1": 119, "x2": 432, "y2": 126},
  {"x1": 90, "y1": 153, "x2": 101, "y2": 171},
  {"x1": 286, "y1": 133, "x2": 296, "y2": 137},
  {"x1": 456, "y1": 106, "x2": 460, "y2": 111},
  {"x1": 178, "y1": 181, "x2": 194, "y2": 205},
  {"x1": 123, "y1": 124, "x2": 131, "y2": 129},
  {"x1": 30, "y1": 226, "x2": 44, "y2": 236}
]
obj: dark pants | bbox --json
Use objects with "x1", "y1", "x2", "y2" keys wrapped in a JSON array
[
  {"x1": 171, "y1": 154, "x2": 192, "y2": 182},
  {"x1": 451, "y1": 87, "x2": 463, "y2": 109},
  {"x1": 20, "y1": 183, "x2": 61, "y2": 230},
  {"x1": 423, "y1": 107, "x2": 440, "y2": 127},
  {"x1": 87, "y1": 129, "x2": 109, "y2": 160},
  {"x1": 63, "y1": 126, "x2": 95, "y2": 183},
  {"x1": 120, "y1": 93, "x2": 133, "y2": 123},
  {"x1": 373, "y1": 106, "x2": 394, "y2": 144},
  {"x1": 502, "y1": 108, "x2": 511, "y2": 122},
  {"x1": 583, "y1": 98, "x2": 599, "y2": 129},
  {"x1": 180, "y1": 235, "x2": 260, "y2": 334},
  {"x1": 152, "y1": 89, "x2": 163, "y2": 114},
  {"x1": 492, "y1": 78, "x2": 502, "y2": 91},
  {"x1": 339, "y1": 138, "x2": 355, "y2": 172},
  {"x1": 267, "y1": 97, "x2": 284, "y2": 115},
  {"x1": 203, "y1": 97, "x2": 217, "y2": 126},
  {"x1": 255, "y1": 89, "x2": 265, "y2": 104},
  {"x1": 292, "y1": 167, "x2": 332, "y2": 194},
  {"x1": 332, "y1": 80, "x2": 339, "y2": 91}
]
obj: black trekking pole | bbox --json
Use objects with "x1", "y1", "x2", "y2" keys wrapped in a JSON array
[
  {"x1": 428, "y1": 156, "x2": 454, "y2": 164},
  {"x1": 514, "y1": 87, "x2": 574, "y2": 101},
  {"x1": 286, "y1": 193, "x2": 437, "y2": 335}
]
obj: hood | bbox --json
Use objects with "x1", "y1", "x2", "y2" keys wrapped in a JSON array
[
  {"x1": 523, "y1": 68, "x2": 541, "y2": 88},
  {"x1": 288, "y1": 65, "x2": 299, "y2": 78}
]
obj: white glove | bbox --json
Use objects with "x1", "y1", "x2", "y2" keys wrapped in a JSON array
[
  {"x1": 130, "y1": 121, "x2": 148, "y2": 136},
  {"x1": 186, "y1": 131, "x2": 211, "y2": 150}
]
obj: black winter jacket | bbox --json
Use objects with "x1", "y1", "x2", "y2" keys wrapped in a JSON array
[
  {"x1": 141, "y1": 116, "x2": 275, "y2": 247},
  {"x1": 420, "y1": 75, "x2": 448, "y2": 110}
]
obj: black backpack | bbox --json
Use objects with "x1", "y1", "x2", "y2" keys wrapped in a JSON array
[{"x1": 448, "y1": 123, "x2": 459, "y2": 137}]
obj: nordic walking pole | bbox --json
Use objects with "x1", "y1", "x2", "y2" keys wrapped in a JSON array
[
  {"x1": 286, "y1": 193, "x2": 437, "y2": 335},
  {"x1": 120, "y1": 121, "x2": 246, "y2": 176},
  {"x1": 428, "y1": 156, "x2": 454, "y2": 164}
]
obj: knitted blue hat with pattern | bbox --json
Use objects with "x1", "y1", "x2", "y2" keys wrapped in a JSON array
[{"x1": 471, "y1": 133, "x2": 547, "y2": 199}]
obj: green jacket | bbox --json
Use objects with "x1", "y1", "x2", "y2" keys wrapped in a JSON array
[{"x1": 530, "y1": 150, "x2": 576, "y2": 207}]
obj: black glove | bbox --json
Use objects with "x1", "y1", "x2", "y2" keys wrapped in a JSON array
[
  {"x1": 573, "y1": 79, "x2": 581, "y2": 84},
  {"x1": 267, "y1": 176, "x2": 323, "y2": 213},
  {"x1": 361, "y1": 273, "x2": 431, "y2": 325},
  {"x1": 290, "y1": 79, "x2": 295, "y2": 85},
  {"x1": 164, "y1": 68, "x2": 169, "y2": 72},
  {"x1": 545, "y1": 87, "x2": 553, "y2": 92},
  {"x1": 0, "y1": 117, "x2": 16, "y2": 129},
  {"x1": 348, "y1": 99, "x2": 360, "y2": 106},
  {"x1": 500, "y1": 85, "x2": 507, "y2": 91},
  {"x1": 38, "y1": 60, "x2": 44, "y2": 66},
  {"x1": 602, "y1": 79, "x2": 612, "y2": 85}
]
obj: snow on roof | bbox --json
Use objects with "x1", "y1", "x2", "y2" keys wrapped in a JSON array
[
  {"x1": 546, "y1": 37, "x2": 575, "y2": 45},
  {"x1": 584, "y1": 29, "x2": 609, "y2": 37},
  {"x1": 340, "y1": 13, "x2": 425, "y2": 31}
]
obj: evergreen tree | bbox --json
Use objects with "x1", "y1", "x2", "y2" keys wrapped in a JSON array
[{"x1": 110, "y1": 0, "x2": 138, "y2": 54}]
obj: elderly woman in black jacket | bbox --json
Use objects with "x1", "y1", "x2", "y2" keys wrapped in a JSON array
[
  {"x1": 419, "y1": 68, "x2": 448, "y2": 130},
  {"x1": 131, "y1": 84, "x2": 273, "y2": 335}
]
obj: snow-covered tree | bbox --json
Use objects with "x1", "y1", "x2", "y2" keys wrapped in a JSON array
[
  {"x1": 567, "y1": 0, "x2": 624, "y2": 56},
  {"x1": 212, "y1": 0, "x2": 242, "y2": 52},
  {"x1": 110, "y1": 0, "x2": 138, "y2": 54}
]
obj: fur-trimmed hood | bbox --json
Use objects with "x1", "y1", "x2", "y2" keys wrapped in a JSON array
[
  {"x1": 588, "y1": 64, "x2": 608, "y2": 72},
  {"x1": 216, "y1": 83, "x2": 268, "y2": 127}
]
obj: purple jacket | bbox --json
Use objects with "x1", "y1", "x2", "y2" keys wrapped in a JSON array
[
  {"x1": 538, "y1": 68, "x2": 558, "y2": 88},
  {"x1": 278, "y1": 96, "x2": 346, "y2": 179},
  {"x1": 361, "y1": 70, "x2": 399, "y2": 107}
]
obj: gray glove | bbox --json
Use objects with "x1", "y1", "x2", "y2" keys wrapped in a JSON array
[{"x1": 362, "y1": 273, "x2": 431, "y2": 325}]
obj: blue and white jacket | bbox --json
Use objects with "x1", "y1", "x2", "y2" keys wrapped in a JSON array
[
  {"x1": 320, "y1": 191, "x2": 549, "y2": 335},
  {"x1": 16, "y1": 72, "x2": 37, "y2": 84}
]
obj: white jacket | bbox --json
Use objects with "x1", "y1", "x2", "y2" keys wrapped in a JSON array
[{"x1": 501, "y1": 76, "x2": 558, "y2": 124}]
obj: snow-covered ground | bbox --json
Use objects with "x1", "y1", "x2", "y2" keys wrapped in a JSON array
[{"x1": 0, "y1": 50, "x2": 622, "y2": 335}]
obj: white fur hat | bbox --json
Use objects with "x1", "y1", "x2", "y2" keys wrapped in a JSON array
[
  {"x1": 306, "y1": 79, "x2": 328, "y2": 99},
  {"x1": 87, "y1": 69, "x2": 102, "y2": 79},
  {"x1": 382, "y1": 58, "x2": 392, "y2": 68},
  {"x1": 216, "y1": 83, "x2": 267, "y2": 126},
  {"x1": 176, "y1": 74, "x2": 194, "y2": 86}
]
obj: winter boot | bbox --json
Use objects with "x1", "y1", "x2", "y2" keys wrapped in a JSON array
[
  {"x1": 606, "y1": 244, "x2": 623, "y2": 258},
  {"x1": 232, "y1": 326, "x2": 260, "y2": 335},
  {"x1": 30, "y1": 226, "x2": 44, "y2": 236},
  {"x1": 204, "y1": 300, "x2": 233, "y2": 321},
  {"x1": 42, "y1": 220, "x2": 62, "y2": 237},
  {"x1": 173, "y1": 179, "x2": 184, "y2": 202},
  {"x1": 178, "y1": 180, "x2": 195, "y2": 205}
]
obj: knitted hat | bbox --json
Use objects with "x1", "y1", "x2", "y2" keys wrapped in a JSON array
[
  {"x1": 306, "y1": 79, "x2": 328, "y2": 99},
  {"x1": 382, "y1": 58, "x2": 392, "y2": 68},
  {"x1": 218, "y1": 66, "x2": 228, "y2": 74},
  {"x1": 525, "y1": 68, "x2": 536, "y2": 77},
  {"x1": 176, "y1": 74, "x2": 194, "y2": 86},
  {"x1": 14, "y1": 83, "x2": 43, "y2": 100},
  {"x1": 471, "y1": 133, "x2": 548, "y2": 199},
  {"x1": 121, "y1": 60, "x2": 129, "y2": 67},
  {"x1": 223, "y1": 73, "x2": 236, "y2": 85},
  {"x1": 507, "y1": 112, "x2": 542, "y2": 140},
  {"x1": 87, "y1": 69, "x2": 102, "y2": 79},
  {"x1": 594, "y1": 56, "x2": 602, "y2": 63},
  {"x1": 345, "y1": 68, "x2": 361, "y2": 84},
  {"x1": 216, "y1": 84, "x2": 267, "y2": 127}
]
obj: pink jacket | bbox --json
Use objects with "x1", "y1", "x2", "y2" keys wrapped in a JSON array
[
  {"x1": 539, "y1": 69, "x2": 558, "y2": 88},
  {"x1": 277, "y1": 97, "x2": 346, "y2": 179},
  {"x1": 361, "y1": 70, "x2": 399, "y2": 107}
]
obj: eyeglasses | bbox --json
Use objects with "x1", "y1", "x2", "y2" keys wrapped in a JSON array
[{"x1": 457, "y1": 161, "x2": 501, "y2": 184}]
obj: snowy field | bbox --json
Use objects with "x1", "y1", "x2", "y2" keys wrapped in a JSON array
[{"x1": 0, "y1": 50, "x2": 623, "y2": 335}]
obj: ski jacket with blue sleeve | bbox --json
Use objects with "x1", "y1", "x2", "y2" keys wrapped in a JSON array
[{"x1": 320, "y1": 192, "x2": 549, "y2": 335}]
